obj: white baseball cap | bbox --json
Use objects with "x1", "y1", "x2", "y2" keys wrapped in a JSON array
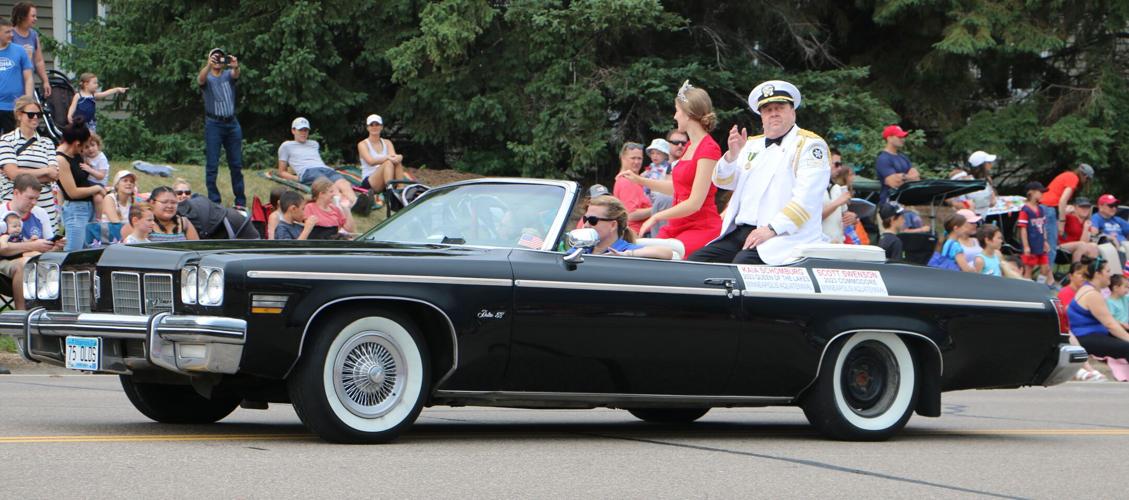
[
  {"x1": 113, "y1": 170, "x2": 136, "y2": 184},
  {"x1": 645, "y1": 138, "x2": 670, "y2": 157},
  {"x1": 968, "y1": 151, "x2": 997, "y2": 167},
  {"x1": 291, "y1": 117, "x2": 310, "y2": 130},
  {"x1": 366, "y1": 114, "x2": 383, "y2": 126}
]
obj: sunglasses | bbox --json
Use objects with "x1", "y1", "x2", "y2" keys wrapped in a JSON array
[
  {"x1": 668, "y1": 140, "x2": 687, "y2": 146},
  {"x1": 833, "y1": 161, "x2": 844, "y2": 167},
  {"x1": 22, "y1": 111, "x2": 41, "y2": 119},
  {"x1": 582, "y1": 215, "x2": 616, "y2": 226},
  {"x1": 174, "y1": 190, "x2": 191, "y2": 196}
]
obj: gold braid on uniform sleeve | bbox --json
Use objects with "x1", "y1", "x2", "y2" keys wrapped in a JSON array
[{"x1": 780, "y1": 201, "x2": 810, "y2": 227}]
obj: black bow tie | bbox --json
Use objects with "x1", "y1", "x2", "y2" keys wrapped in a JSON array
[{"x1": 765, "y1": 136, "x2": 784, "y2": 148}]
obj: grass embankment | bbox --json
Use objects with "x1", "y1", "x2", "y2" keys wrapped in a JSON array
[{"x1": 0, "y1": 335, "x2": 15, "y2": 353}]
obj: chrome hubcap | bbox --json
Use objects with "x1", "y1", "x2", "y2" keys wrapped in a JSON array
[{"x1": 332, "y1": 331, "x2": 407, "y2": 418}]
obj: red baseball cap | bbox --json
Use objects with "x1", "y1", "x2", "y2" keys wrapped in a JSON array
[
  {"x1": 882, "y1": 125, "x2": 909, "y2": 139},
  {"x1": 1099, "y1": 194, "x2": 1119, "y2": 206}
]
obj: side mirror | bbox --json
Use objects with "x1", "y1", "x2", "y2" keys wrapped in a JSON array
[{"x1": 563, "y1": 228, "x2": 598, "y2": 264}]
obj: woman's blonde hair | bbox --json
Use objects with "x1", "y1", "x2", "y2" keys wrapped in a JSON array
[
  {"x1": 12, "y1": 95, "x2": 38, "y2": 120},
  {"x1": 310, "y1": 177, "x2": 335, "y2": 199},
  {"x1": 589, "y1": 195, "x2": 636, "y2": 243},
  {"x1": 86, "y1": 132, "x2": 103, "y2": 149},
  {"x1": 172, "y1": 177, "x2": 191, "y2": 190},
  {"x1": 676, "y1": 85, "x2": 717, "y2": 132}
]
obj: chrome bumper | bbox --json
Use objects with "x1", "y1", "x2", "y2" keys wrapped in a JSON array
[
  {"x1": 1041, "y1": 344, "x2": 1089, "y2": 386},
  {"x1": 0, "y1": 308, "x2": 246, "y2": 376}
]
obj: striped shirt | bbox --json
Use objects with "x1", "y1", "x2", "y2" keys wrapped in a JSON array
[
  {"x1": 0, "y1": 129, "x2": 60, "y2": 233},
  {"x1": 202, "y1": 70, "x2": 236, "y2": 118}
]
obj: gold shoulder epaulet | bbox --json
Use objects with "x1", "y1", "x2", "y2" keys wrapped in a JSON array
[
  {"x1": 747, "y1": 134, "x2": 765, "y2": 142},
  {"x1": 797, "y1": 128, "x2": 824, "y2": 141}
]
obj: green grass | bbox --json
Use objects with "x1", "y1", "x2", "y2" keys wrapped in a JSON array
[
  {"x1": 111, "y1": 161, "x2": 388, "y2": 234},
  {"x1": 0, "y1": 334, "x2": 15, "y2": 353}
]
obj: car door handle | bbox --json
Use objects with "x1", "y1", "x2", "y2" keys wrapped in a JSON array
[{"x1": 703, "y1": 278, "x2": 737, "y2": 298}]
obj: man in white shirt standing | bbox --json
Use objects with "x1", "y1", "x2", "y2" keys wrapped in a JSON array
[{"x1": 689, "y1": 80, "x2": 830, "y2": 265}]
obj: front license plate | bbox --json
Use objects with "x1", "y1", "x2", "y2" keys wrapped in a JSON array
[{"x1": 65, "y1": 336, "x2": 101, "y2": 371}]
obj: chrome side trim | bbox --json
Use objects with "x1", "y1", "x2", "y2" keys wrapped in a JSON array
[
  {"x1": 741, "y1": 289, "x2": 1046, "y2": 310},
  {"x1": 287, "y1": 296, "x2": 460, "y2": 389},
  {"x1": 800, "y1": 329, "x2": 945, "y2": 396},
  {"x1": 246, "y1": 270, "x2": 511, "y2": 287},
  {"x1": 514, "y1": 279, "x2": 729, "y2": 296},
  {"x1": 432, "y1": 390, "x2": 792, "y2": 407},
  {"x1": 1042, "y1": 344, "x2": 1088, "y2": 386}
]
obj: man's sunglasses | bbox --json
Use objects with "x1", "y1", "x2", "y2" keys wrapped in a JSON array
[
  {"x1": 582, "y1": 215, "x2": 616, "y2": 225},
  {"x1": 22, "y1": 111, "x2": 41, "y2": 119},
  {"x1": 668, "y1": 140, "x2": 688, "y2": 146},
  {"x1": 174, "y1": 190, "x2": 191, "y2": 196}
]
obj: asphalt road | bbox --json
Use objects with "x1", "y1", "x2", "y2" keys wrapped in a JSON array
[{"x1": 1, "y1": 375, "x2": 1125, "y2": 499}]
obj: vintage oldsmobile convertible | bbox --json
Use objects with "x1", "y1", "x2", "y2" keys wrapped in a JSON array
[{"x1": 0, "y1": 178, "x2": 1086, "y2": 443}]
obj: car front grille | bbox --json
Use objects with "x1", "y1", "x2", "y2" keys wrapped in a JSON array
[
  {"x1": 111, "y1": 272, "x2": 142, "y2": 315},
  {"x1": 142, "y1": 274, "x2": 174, "y2": 314},
  {"x1": 60, "y1": 271, "x2": 93, "y2": 313}
]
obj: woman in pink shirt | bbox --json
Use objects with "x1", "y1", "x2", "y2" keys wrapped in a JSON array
[
  {"x1": 612, "y1": 143, "x2": 652, "y2": 236},
  {"x1": 304, "y1": 177, "x2": 355, "y2": 236}
]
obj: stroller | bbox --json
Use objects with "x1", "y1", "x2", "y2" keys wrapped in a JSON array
[
  {"x1": 383, "y1": 179, "x2": 430, "y2": 218},
  {"x1": 36, "y1": 69, "x2": 75, "y2": 142}
]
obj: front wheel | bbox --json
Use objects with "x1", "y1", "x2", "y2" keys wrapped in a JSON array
[
  {"x1": 801, "y1": 332, "x2": 918, "y2": 441},
  {"x1": 119, "y1": 375, "x2": 240, "y2": 424},
  {"x1": 288, "y1": 310, "x2": 430, "y2": 444},
  {"x1": 627, "y1": 408, "x2": 709, "y2": 424}
]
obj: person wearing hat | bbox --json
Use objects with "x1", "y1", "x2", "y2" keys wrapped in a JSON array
[
  {"x1": 878, "y1": 202, "x2": 905, "y2": 260},
  {"x1": 1091, "y1": 194, "x2": 1129, "y2": 254},
  {"x1": 1057, "y1": 196, "x2": 1101, "y2": 264},
  {"x1": 276, "y1": 117, "x2": 357, "y2": 209},
  {"x1": 1042, "y1": 163, "x2": 1096, "y2": 261},
  {"x1": 100, "y1": 169, "x2": 138, "y2": 224},
  {"x1": 356, "y1": 113, "x2": 405, "y2": 197},
  {"x1": 642, "y1": 138, "x2": 674, "y2": 235},
  {"x1": 875, "y1": 124, "x2": 920, "y2": 207},
  {"x1": 690, "y1": 79, "x2": 830, "y2": 265},
  {"x1": 1018, "y1": 181, "x2": 1054, "y2": 284},
  {"x1": 197, "y1": 47, "x2": 246, "y2": 210},
  {"x1": 964, "y1": 150, "x2": 998, "y2": 211}
]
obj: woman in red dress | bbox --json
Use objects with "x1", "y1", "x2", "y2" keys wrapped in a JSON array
[{"x1": 621, "y1": 81, "x2": 722, "y2": 258}]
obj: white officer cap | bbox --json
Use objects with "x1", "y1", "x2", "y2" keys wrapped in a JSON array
[
  {"x1": 968, "y1": 151, "x2": 996, "y2": 167},
  {"x1": 645, "y1": 138, "x2": 670, "y2": 157},
  {"x1": 291, "y1": 117, "x2": 310, "y2": 130},
  {"x1": 748, "y1": 80, "x2": 801, "y2": 115}
]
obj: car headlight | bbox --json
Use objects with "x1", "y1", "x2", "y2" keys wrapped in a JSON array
[
  {"x1": 180, "y1": 266, "x2": 198, "y2": 304},
  {"x1": 197, "y1": 267, "x2": 224, "y2": 306},
  {"x1": 22, "y1": 261, "x2": 36, "y2": 300},
  {"x1": 36, "y1": 262, "x2": 59, "y2": 300}
]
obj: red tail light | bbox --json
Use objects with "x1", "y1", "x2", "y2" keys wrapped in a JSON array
[{"x1": 1051, "y1": 298, "x2": 1070, "y2": 334}]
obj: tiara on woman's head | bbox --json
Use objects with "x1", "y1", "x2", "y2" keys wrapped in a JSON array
[{"x1": 677, "y1": 80, "x2": 693, "y2": 102}]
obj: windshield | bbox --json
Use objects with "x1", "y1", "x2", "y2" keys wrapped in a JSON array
[{"x1": 359, "y1": 183, "x2": 568, "y2": 250}]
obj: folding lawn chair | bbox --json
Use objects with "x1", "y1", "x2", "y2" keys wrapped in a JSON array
[{"x1": 0, "y1": 273, "x2": 17, "y2": 311}]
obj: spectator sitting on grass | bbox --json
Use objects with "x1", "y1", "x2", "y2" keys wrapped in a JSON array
[
  {"x1": 1107, "y1": 274, "x2": 1129, "y2": 330},
  {"x1": 276, "y1": 117, "x2": 356, "y2": 209},
  {"x1": 0, "y1": 174, "x2": 62, "y2": 309},
  {"x1": 878, "y1": 202, "x2": 904, "y2": 260},
  {"x1": 974, "y1": 225, "x2": 1004, "y2": 276},
  {"x1": 1059, "y1": 196, "x2": 1101, "y2": 263},
  {"x1": 274, "y1": 190, "x2": 317, "y2": 240},
  {"x1": 1058, "y1": 259, "x2": 1108, "y2": 381},
  {"x1": 934, "y1": 213, "x2": 977, "y2": 272},
  {"x1": 1067, "y1": 258, "x2": 1129, "y2": 363},
  {"x1": 1091, "y1": 194, "x2": 1129, "y2": 256},
  {"x1": 265, "y1": 185, "x2": 286, "y2": 240},
  {"x1": 304, "y1": 177, "x2": 354, "y2": 238},
  {"x1": 955, "y1": 209, "x2": 983, "y2": 262},
  {"x1": 147, "y1": 186, "x2": 199, "y2": 241},
  {"x1": 123, "y1": 203, "x2": 154, "y2": 244}
]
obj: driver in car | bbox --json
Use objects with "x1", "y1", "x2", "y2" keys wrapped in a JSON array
[{"x1": 578, "y1": 195, "x2": 673, "y2": 259}]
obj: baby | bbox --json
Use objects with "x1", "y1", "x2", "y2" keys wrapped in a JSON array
[
  {"x1": 0, "y1": 212, "x2": 39, "y2": 258},
  {"x1": 81, "y1": 133, "x2": 110, "y2": 210}
]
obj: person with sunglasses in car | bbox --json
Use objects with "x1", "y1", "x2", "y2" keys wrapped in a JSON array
[
  {"x1": 0, "y1": 95, "x2": 59, "y2": 233},
  {"x1": 575, "y1": 195, "x2": 672, "y2": 259}
]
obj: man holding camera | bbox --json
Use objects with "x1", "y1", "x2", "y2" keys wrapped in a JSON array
[{"x1": 197, "y1": 48, "x2": 246, "y2": 210}]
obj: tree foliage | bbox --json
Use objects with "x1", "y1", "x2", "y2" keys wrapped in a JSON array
[{"x1": 55, "y1": 0, "x2": 1129, "y2": 192}]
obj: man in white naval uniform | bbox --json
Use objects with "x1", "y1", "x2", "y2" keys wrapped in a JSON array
[{"x1": 687, "y1": 80, "x2": 830, "y2": 265}]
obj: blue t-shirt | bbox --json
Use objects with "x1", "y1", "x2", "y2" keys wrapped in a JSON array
[
  {"x1": 1019, "y1": 204, "x2": 1046, "y2": 254},
  {"x1": 875, "y1": 151, "x2": 912, "y2": 205},
  {"x1": 979, "y1": 252, "x2": 1002, "y2": 276},
  {"x1": 202, "y1": 69, "x2": 237, "y2": 118},
  {"x1": 576, "y1": 238, "x2": 643, "y2": 255},
  {"x1": 0, "y1": 44, "x2": 32, "y2": 110},
  {"x1": 274, "y1": 220, "x2": 304, "y2": 240},
  {"x1": 1091, "y1": 213, "x2": 1129, "y2": 243},
  {"x1": 941, "y1": 239, "x2": 963, "y2": 260}
]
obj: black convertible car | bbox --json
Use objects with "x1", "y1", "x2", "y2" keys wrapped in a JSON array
[{"x1": 0, "y1": 178, "x2": 1085, "y2": 443}]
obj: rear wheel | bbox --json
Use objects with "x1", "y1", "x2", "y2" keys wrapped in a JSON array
[
  {"x1": 627, "y1": 408, "x2": 709, "y2": 424},
  {"x1": 119, "y1": 375, "x2": 240, "y2": 424},
  {"x1": 288, "y1": 309, "x2": 429, "y2": 444},
  {"x1": 802, "y1": 332, "x2": 918, "y2": 441}
]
